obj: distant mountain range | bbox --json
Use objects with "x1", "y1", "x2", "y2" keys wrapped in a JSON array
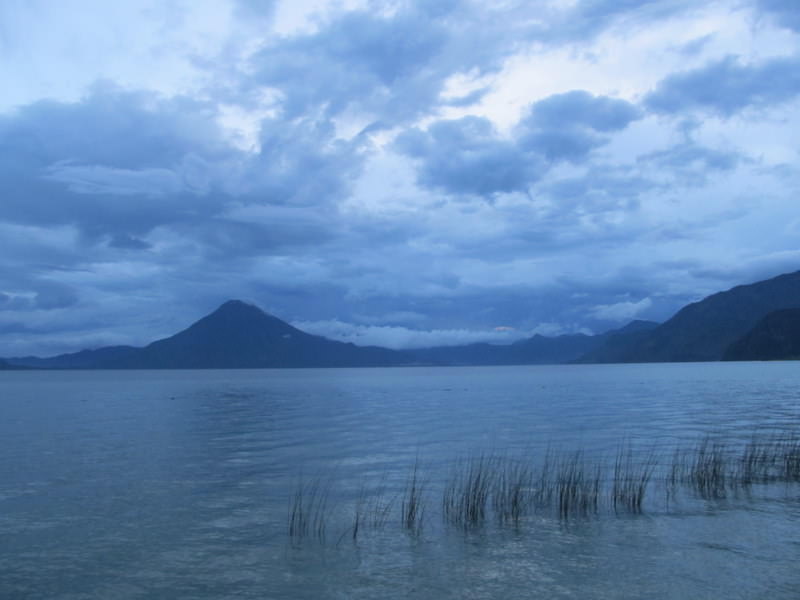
[
  {"x1": 582, "y1": 270, "x2": 800, "y2": 363},
  {"x1": 6, "y1": 300, "x2": 407, "y2": 369},
  {"x1": 3, "y1": 270, "x2": 800, "y2": 369}
]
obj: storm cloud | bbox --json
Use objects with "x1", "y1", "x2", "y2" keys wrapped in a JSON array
[{"x1": 0, "y1": 0, "x2": 799, "y2": 356}]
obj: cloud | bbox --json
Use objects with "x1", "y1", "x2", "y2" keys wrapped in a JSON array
[
  {"x1": 291, "y1": 318, "x2": 531, "y2": 349},
  {"x1": 246, "y1": 1, "x2": 545, "y2": 123},
  {"x1": 1, "y1": 0, "x2": 799, "y2": 358},
  {"x1": 247, "y1": 5, "x2": 458, "y2": 122},
  {"x1": 523, "y1": 90, "x2": 642, "y2": 133},
  {"x1": 589, "y1": 297, "x2": 653, "y2": 322},
  {"x1": 644, "y1": 55, "x2": 800, "y2": 116},
  {"x1": 757, "y1": 0, "x2": 800, "y2": 32},
  {"x1": 0, "y1": 84, "x2": 239, "y2": 238},
  {"x1": 638, "y1": 139, "x2": 742, "y2": 186},
  {"x1": 517, "y1": 91, "x2": 643, "y2": 164},
  {"x1": 396, "y1": 91, "x2": 640, "y2": 198},
  {"x1": 249, "y1": 116, "x2": 366, "y2": 206},
  {"x1": 395, "y1": 116, "x2": 544, "y2": 197}
]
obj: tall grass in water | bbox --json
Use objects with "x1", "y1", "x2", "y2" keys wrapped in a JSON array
[
  {"x1": 401, "y1": 459, "x2": 425, "y2": 534},
  {"x1": 554, "y1": 451, "x2": 601, "y2": 518},
  {"x1": 668, "y1": 433, "x2": 800, "y2": 498},
  {"x1": 344, "y1": 478, "x2": 396, "y2": 544},
  {"x1": 287, "y1": 429, "x2": 800, "y2": 545},
  {"x1": 492, "y1": 456, "x2": 534, "y2": 525},
  {"x1": 288, "y1": 477, "x2": 331, "y2": 542},
  {"x1": 612, "y1": 446, "x2": 657, "y2": 513},
  {"x1": 781, "y1": 436, "x2": 800, "y2": 482},
  {"x1": 443, "y1": 454, "x2": 496, "y2": 528}
]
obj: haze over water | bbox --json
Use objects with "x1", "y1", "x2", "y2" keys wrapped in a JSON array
[{"x1": 2, "y1": 362, "x2": 800, "y2": 599}]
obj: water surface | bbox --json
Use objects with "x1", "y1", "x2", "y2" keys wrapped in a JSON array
[{"x1": 1, "y1": 363, "x2": 799, "y2": 598}]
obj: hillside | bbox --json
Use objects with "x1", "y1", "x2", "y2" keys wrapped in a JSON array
[
  {"x1": 7, "y1": 301, "x2": 409, "y2": 369},
  {"x1": 581, "y1": 270, "x2": 800, "y2": 363},
  {"x1": 722, "y1": 309, "x2": 800, "y2": 361}
]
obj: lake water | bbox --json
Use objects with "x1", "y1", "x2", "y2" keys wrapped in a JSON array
[{"x1": 1, "y1": 363, "x2": 799, "y2": 599}]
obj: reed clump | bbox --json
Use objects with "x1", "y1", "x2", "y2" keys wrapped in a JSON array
[
  {"x1": 443, "y1": 454, "x2": 496, "y2": 528},
  {"x1": 612, "y1": 446, "x2": 657, "y2": 513},
  {"x1": 288, "y1": 477, "x2": 331, "y2": 542},
  {"x1": 491, "y1": 456, "x2": 534, "y2": 525},
  {"x1": 554, "y1": 451, "x2": 601, "y2": 518},
  {"x1": 401, "y1": 459, "x2": 426, "y2": 535},
  {"x1": 668, "y1": 433, "x2": 800, "y2": 498},
  {"x1": 287, "y1": 430, "x2": 800, "y2": 544}
]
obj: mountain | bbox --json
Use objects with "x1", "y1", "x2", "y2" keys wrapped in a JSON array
[
  {"x1": 9, "y1": 346, "x2": 140, "y2": 369},
  {"x1": 573, "y1": 320, "x2": 660, "y2": 363},
  {"x1": 411, "y1": 322, "x2": 660, "y2": 366},
  {"x1": 581, "y1": 270, "x2": 800, "y2": 363},
  {"x1": 11, "y1": 269, "x2": 800, "y2": 369},
  {"x1": 410, "y1": 334, "x2": 599, "y2": 366},
  {"x1": 8, "y1": 301, "x2": 409, "y2": 369},
  {"x1": 722, "y1": 309, "x2": 800, "y2": 361}
]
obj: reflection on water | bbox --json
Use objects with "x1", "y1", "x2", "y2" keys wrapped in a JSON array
[{"x1": 1, "y1": 363, "x2": 799, "y2": 599}]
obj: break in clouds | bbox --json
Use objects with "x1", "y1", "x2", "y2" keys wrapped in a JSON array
[{"x1": 1, "y1": 0, "x2": 800, "y2": 356}]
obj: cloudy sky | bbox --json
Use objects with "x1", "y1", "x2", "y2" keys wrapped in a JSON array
[{"x1": 1, "y1": 0, "x2": 799, "y2": 356}]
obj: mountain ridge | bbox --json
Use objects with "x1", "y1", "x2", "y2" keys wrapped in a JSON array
[
  {"x1": 579, "y1": 270, "x2": 800, "y2": 363},
  {"x1": 5, "y1": 269, "x2": 800, "y2": 369},
  {"x1": 722, "y1": 308, "x2": 800, "y2": 361}
]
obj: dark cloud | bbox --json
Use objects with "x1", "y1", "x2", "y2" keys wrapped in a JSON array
[
  {"x1": 34, "y1": 281, "x2": 78, "y2": 310},
  {"x1": 0, "y1": 84, "x2": 238, "y2": 239},
  {"x1": 396, "y1": 91, "x2": 640, "y2": 197},
  {"x1": 639, "y1": 140, "x2": 742, "y2": 186},
  {"x1": 249, "y1": 9, "x2": 449, "y2": 121},
  {"x1": 756, "y1": 0, "x2": 800, "y2": 32},
  {"x1": 645, "y1": 54, "x2": 800, "y2": 116},
  {"x1": 0, "y1": 0, "x2": 797, "y2": 356},
  {"x1": 536, "y1": 0, "x2": 699, "y2": 42},
  {"x1": 247, "y1": 2, "x2": 529, "y2": 122},
  {"x1": 518, "y1": 91, "x2": 641, "y2": 163},
  {"x1": 524, "y1": 90, "x2": 642, "y2": 133},
  {"x1": 395, "y1": 116, "x2": 543, "y2": 197},
  {"x1": 108, "y1": 234, "x2": 151, "y2": 250},
  {"x1": 250, "y1": 116, "x2": 365, "y2": 206},
  {"x1": 543, "y1": 167, "x2": 650, "y2": 211}
]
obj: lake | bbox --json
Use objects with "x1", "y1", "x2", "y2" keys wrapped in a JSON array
[{"x1": 1, "y1": 363, "x2": 799, "y2": 598}]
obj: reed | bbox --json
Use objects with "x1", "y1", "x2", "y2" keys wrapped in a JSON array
[
  {"x1": 288, "y1": 477, "x2": 331, "y2": 542},
  {"x1": 554, "y1": 451, "x2": 601, "y2": 518},
  {"x1": 443, "y1": 454, "x2": 496, "y2": 528},
  {"x1": 287, "y1": 429, "x2": 800, "y2": 545},
  {"x1": 491, "y1": 456, "x2": 534, "y2": 525},
  {"x1": 401, "y1": 459, "x2": 425, "y2": 534},
  {"x1": 781, "y1": 436, "x2": 800, "y2": 482},
  {"x1": 684, "y1": 437, "x2": 728, "y2": 498},
  {"x1": 612, "y1": 446, "x2": 657, "y2": 513}
]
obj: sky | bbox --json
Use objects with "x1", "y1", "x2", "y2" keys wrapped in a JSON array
[{"x1": 1, "y1": 0, "x2": 799, "y2": 356}]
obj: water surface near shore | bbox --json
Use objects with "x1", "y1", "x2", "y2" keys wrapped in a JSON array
[{"x1": 1, "y1": 363, "x2": 799, "y2": 598}]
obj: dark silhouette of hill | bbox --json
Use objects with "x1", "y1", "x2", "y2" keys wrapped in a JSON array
[
  {"x1": 573, "y1": 320, "x2": 660, "y2": 363},
  {"x1": 10, "y1": 346, "x2": 140, "y2": 369},
  {"x1": 722, "y1": 309, "x2": 800, "y2": 361},
  {"x1": 125, "y1": 300, "x2": 408, "y2": 368},
  {"x1": 413, "y1": 334, "x2": 600, "y2": 366},
  {"x1": 14, "y1": 268, "x2": 800, "y2": 369},
  {"x1": 4, "y1": 301, "x2": 663, "y2": 369},
  {"x1": 581, "y1": 270, "x2": 800, "y2": 363},
  {"x1": 411, "y1": 321, "x2": 660, "y2": 366},
  {"x1": 7, "y1": 301, "x2": 409, "y2": 369}
]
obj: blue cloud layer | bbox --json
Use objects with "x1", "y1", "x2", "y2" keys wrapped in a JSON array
[{"x1": 0, "y1": 0, "x2": 798, "y2": 355}]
